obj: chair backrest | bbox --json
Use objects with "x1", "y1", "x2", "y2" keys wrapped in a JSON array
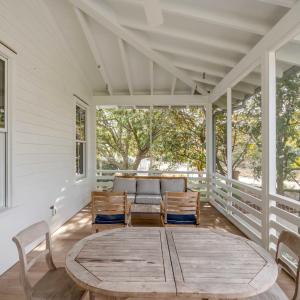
[
  {"x1": 91, "y1": 191, "x2": 128, "y2": 221},
  {"x1": 12, "y1": 221, "x2": 55, "y2": 300},
  {"x1": 115, "y1": 175, "x2": 188, "y2": 192},
  {"x1": 276, "y1": 230, "x2": 300, "y2": 300},
  {"x1": 164, "y1": 192, "x2": 199, "y2": 222}
]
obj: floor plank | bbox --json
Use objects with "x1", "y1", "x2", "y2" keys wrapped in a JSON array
[{"x1": 0, "y1": 203, "x2": 294, "y2": 299}]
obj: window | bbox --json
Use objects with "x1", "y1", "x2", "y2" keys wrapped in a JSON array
[
  {"x1": 76, "y1": 104, "x2": 87, "y2": 178},
  {"x1": 0, "y1": 55, "x2": 7, "y2": 208}
]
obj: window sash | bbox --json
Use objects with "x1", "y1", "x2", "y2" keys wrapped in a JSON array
[{"x1": 75, "y1": 104, "x2": 87, "y2": 178}]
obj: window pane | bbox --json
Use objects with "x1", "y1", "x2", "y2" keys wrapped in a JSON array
[
  {"x1": 232, "y1": 69, "x2": 262, "y2": 187},
  {"x1": 213, "y1": 96, "x2": 227, "y2": 176},
  {"x1": 76, "y1": 142, "x2": 85, "y2": 175},
  {"x1": 276, "y1": 40, "x2": 300, "y2": 200},
  {"x1": 76, "y1": 105, "x2": 86, "y2": 141},
  {"x1": 0, "y1": 59, "x2": 5, "y2": 129},
  {"x1": 0, "y1": 133, "x2": 6, "y2": 208}
]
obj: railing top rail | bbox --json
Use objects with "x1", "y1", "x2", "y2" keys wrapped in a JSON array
[
  {"x1": 96, "y1": 169, "x2": 207, "y2": 176},
  {"x1": 270, "y1": 193, "x2": 300, "y2": 211}
]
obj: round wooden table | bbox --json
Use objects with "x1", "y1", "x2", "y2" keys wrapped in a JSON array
[{"x1": 65, "y1": 228, "x2": 278, "y2": 300}]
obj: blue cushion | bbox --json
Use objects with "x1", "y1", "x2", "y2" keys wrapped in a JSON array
[
  {"x1": 167, "y1": 214, "x2": 196, "y2": 225},
  {"x1": 94, "y1": 214, "x2": 125, "y2": 224}
]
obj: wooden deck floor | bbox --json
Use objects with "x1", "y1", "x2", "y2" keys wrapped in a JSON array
[{"x1": 0, "y1": 203, "x2": 294, "y2": 299}]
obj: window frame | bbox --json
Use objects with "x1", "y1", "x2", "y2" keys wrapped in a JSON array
[
  {"x1": 75, "y1": 102, "x2": 87, "y2": 180},
  {"x1": 0, "y1": 43, "x2": 15, "y2": 211}
]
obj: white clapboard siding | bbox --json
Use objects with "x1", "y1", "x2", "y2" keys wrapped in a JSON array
[{"x1": 0, "y1": 0, "x2": 94, "y2": 275}]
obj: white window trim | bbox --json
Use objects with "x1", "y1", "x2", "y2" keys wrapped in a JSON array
[
  {"x1": 0, "y1": 42, "x2": 16, "y2": 211},
  {"x1": 75, "y1": 101, "x2": 88, "y2": 180}
]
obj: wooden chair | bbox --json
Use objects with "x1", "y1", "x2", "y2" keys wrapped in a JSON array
[
  {"x1": 91, "y1": 191, "x2": 131, "y2": 233},
  {"x1": 160, "y1": 192, "x2": 200, "y2": 226},
  {"x1": 246, "y1": 230, "x2": 300, "y2": 300},
  {"x1": 12, "y1": 221, "x2": 86, "y2": 300}
]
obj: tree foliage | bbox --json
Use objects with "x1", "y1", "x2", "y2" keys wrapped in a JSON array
[
  {"x1": 96, "y1": 107, "x2": 206, "y2": 171},
  {"x1": 96, "y1": 68, "x2": 300, "y2": 197}
]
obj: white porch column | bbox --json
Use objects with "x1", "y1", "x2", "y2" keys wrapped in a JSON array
[
  {"x1": 261, "y1": 52, "x2": 276, "y2": 250},
  {"x1": 206, "y1": 103, "x2": 213, "y2": 201},
  {"x1": 226, "y1": 88, "x2": 233, "y2": 214},
  {"x1": 89, "y1": 102, "x2": 97, "y2": 191}
]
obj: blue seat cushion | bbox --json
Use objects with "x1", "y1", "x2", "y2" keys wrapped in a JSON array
[
  {"x1": 94, "y1": 214, "x2": 125, "y2": 224},
  {"x1": 167, "y1": 214, "x2": 196, "y2": 225}
]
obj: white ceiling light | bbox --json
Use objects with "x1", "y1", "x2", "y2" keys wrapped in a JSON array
[{"x1": 143, "y1": 0, "x2": 163, "y2": 27}]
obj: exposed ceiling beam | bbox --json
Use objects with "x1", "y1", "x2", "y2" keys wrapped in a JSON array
[
  {"x1": 119, "y1": 19, "x2": 250, "y2": 54},
  {"x1": 211, "y1": 0, "x2": 300, "y2": 102},
  {"x1": 94, "y1": 94, "x2": 210, "y2": 106},
  {"x1": 118, "y1": 39, "x2": 133, "y2": 95},
  {"x1": 177, "y1": 62, "x2": 262, "y2": 87},
  {"x1": 74, "y1": 8, "x2": 113, "y2": 95},
  {"x1": 171, "y1": 77, "x2": 177, "y2": 95},
  {"x1": 255, "y1": 0, "x2": 295, "y2": 8},
  {"x1": 152, "y1": 43, "x2": 237, "y2": 68},
  {"x1": 193, "y1": 76, "x2": 256, "y2": 95},
  {"x1": 123, "y1": 0, "x2": 270, "y2": 35},
  {"x1": 70, "y1": 0, "x2": 209, "y2": 95}
]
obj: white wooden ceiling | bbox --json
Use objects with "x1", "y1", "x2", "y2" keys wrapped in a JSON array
[{"x1": 50, "y1": 0, "x2": 299, "y2": 101}]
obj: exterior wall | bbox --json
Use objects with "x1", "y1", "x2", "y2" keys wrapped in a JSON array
[{"x1": 0, "y1": 0, "x2": 95, "y2": 274}]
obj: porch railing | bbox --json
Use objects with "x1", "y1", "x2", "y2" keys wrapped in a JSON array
[
  {"x1": 96, "y1": 170, "x2": 300, "y2": 256},
  {"x1": 96, "y1": 169, "x2": 208, "y2": 201},
  {"x1": 210, "y1": 172, "x2": 300, "y2": 256}
]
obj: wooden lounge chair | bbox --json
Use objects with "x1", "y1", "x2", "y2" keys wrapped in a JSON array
[
  {"x1": 12, "y1": 221, "x2": 86, "y2": 300},
  {"x1": 246, "y1": 230, "x2": 300, "y2": 300},
  {"x1": 91, "y1": 191, "x2": 131, "y2": 232},
  {"x1": 160, "y1": 191, "x2": 200, "y2": 226}
]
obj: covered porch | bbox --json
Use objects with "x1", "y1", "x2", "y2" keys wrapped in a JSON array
[{"x1": 0, "y1": 0, "x2": 300, "y2": 299}]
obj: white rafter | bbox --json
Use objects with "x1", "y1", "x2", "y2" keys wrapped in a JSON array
[
  {"x1": 171, "y1": 77, "x2": 177, "y2": 95},
  {"x1": 119, "y1": 19, "x2": 250, "y2": 54},
  {"x1": 150, "y1": 61, "x2": 154, "y2": 95},
  {"x1": 123, "y1": 0, "x2": 270, "y2": 35},
  {"x1": 70, "y1": 0, "x2": 209, "y2": 95},
  {"x1": 193, "y1": 76, "x2": 256, "y2": 95},
  {"x1": 211, "y1": 0, "x2": 300, "y2": 102},
  {"x1": 74, "y1": 8, "x2": 113, "y2": 95},
  {"x1": 118, "y1": 39, "x2": 133, "y2": 95},
  {"x1": 152, "y1": 43, "x2": 237, "y2": 68},
  {"x1": 255, "y1": 0, "x2": 295, "y2": 8}
]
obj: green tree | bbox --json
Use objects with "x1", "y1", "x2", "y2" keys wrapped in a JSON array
[
  {"x1": 96, "y1": 107, "x2": 206, "y2": 171},
  {"x1": 276, "y1": 69, "x2": 300, "y2": 196}
]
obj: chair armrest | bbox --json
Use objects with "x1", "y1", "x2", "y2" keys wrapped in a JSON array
[{"x1": 125, "y1": 200, "x2": 132, "y2": 226}]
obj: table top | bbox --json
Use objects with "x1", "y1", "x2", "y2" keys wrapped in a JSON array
[
  {"x1": 131, "y1": 203, "x2": 160, "y2": 214},
  {"x1": 65, "y1": 228, "x2": 278, "y2": 299}
]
